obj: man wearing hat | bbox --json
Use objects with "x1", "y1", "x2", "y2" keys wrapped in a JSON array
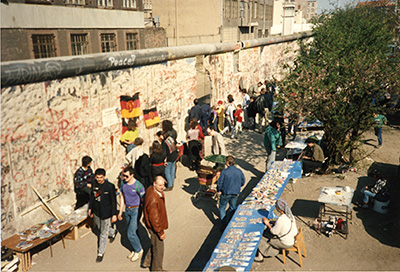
[{"x1": 299, "y1": 135, "x2": 324, "y2": 176}]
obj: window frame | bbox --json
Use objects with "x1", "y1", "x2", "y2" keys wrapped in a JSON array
[
  {"x1": 31, "y1": 33, "x2": 57, "y2": 59},
  {"x1": 100, "y1": 33, "x2": 117, "y2": 53}
]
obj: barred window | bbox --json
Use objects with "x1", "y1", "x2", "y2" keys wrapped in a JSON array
[
  {"x1": 65, "y1": 0, "x2": 85, "y2": 5},
  {"x1": 101, "y1": 33, "x2": 116, "y2": 52},
  {"x1": 97, "y1": 0, "x2": 113, "y2": 7},
  {"x1": 71, "y1": 34, "x2": 88, "y2": 55},
  {"x1": 32, "y1": 34, "x2": 57, "y2": 59},
  {"x1": 123, "y1": 0, "x2": 136, "y2": 8},
  {"x1": 126, "y1": 33, "x2": 138, "y2": 50}
]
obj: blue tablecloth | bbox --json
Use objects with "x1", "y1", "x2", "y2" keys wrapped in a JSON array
[{"x1": 203, "y1": 161, "x2": 302, "y2": 272}]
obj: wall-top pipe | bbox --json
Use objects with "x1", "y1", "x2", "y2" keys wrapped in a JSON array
[{"x1": 1, "y1": 31, "x2": 312, "y2": 88}]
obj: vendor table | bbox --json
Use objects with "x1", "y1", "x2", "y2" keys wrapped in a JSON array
[
  {"x1": 203, "y1": 161, "x2": 302, "y2": 272},
  {"x1": 285, "y1": 130, "x2": 324, "y2": 158},
  {"x1": 317, "y1": 186, "x2": 354, "y2": 239},
  {"x1": 1, "y1": 221, "x2": 72, "y2": 272}
]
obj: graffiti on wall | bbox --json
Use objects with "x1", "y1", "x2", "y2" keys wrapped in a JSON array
[{"x1": 1, "y1": 40, "x2": 300, "y2": 239}]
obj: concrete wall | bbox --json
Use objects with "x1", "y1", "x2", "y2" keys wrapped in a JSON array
[{"x1": 1, "y1": 37, "x2": 303, "y2": 239}]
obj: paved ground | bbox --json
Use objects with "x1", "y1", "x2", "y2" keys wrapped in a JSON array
[{"x1": 28, "y1": 127, "x2": 400, "y2": 271}]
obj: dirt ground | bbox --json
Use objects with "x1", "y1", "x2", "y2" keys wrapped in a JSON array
[{"x1": 26, "y1": 124, "x2": 400, "y2": 271}]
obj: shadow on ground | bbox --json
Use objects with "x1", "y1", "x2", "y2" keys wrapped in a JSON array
[{"x1": 353, "y1": 162, "x2": 400, "y2": 248}]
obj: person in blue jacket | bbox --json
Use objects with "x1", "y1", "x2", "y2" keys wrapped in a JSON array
[{"x1": 217, "y1": 156, "x2": 245, "y2": 226}]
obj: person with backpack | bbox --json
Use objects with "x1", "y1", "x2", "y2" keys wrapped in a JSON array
[{"x1": 118, "y1": 166, "x2": 145, "y2": 262}]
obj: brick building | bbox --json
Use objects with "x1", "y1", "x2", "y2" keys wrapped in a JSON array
[{"x1": 1, "y1": 0, "x2": 166, "y2": 61}]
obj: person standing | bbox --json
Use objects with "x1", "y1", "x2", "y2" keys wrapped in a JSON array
[
  {"x1": 142, "y1": 176, "x2": 169, "y2": 271},
  {"x1": 126, "y1": 137, "x2": 144, "y2": 167},
  {"x1": 222, "y1": 95, "x2": 236, "y2": 138},
  {"x1": 118, "y1": 166, "x2": 145, "y2": 262},
  {"x1": 234, "y1": 104, "x2": 243, "y2": 137},
  {"x1": 217, "y1": 156, "x2": 245, "y2": 225},
  {"x1": 74, "y1": 155, "x2": 94, "y2": 210},
  {"x1": 207, "y1": 127, "x2": 227, "y2": 156},
  {"x1": 200, "y1": 103, "x2": 212, "y2": 134},
  {"x1": 88, "y1": 168, "x2": 117, "y2": 263},
  {"x1": 217, "y1": 100, "x2": 225, "y2": 133},
  {"x1": 241, "y1": 89, "x2": 250, "y2": 129},
  {"x1": 161, "y1": 120, "x2": 178, "y2": 191},
  {"x1": 263, "y1": 121, "x2": 282, "y2": 170},
  {"x1": 189, "y1": 98, "x2": 202, "y2": 123},
  {"x1": 373, "y1": 112, "x2": 387, "y2": 148},
  {"x1": 149, "y1": 141, "x2": 166, "y2": 182}
]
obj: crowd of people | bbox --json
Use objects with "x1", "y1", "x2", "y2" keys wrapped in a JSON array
[{"x1": 71, "y1": 80, "x2": 390, "y2": 270}]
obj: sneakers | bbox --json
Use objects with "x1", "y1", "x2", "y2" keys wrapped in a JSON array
[
  {"x1": 96, "y1": 254, "x2": 103, "y2": 263},
  {"x1": 254, "y1": 251, "x2": 264, "y2": 262},
  {"x1": 109, "y1": 232, "x2": 117, "y2": 243},
  {"x1": 130, "y1": 249, "x2": 144, "y2": 262},
  {"x1": 127, "y1": 251, "x2": 135, "y2": 259},
  {"x1": 304, "y1": 173, "x2": 311, "y2": 177}
]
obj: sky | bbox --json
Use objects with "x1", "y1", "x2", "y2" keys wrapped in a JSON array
[{"x1": 317, "y1": 0, "x2": 359, "y2": 14}]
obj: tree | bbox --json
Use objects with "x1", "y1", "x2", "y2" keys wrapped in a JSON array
[{"x1": 278, "y1": 6, "x2": 400, "y2": 165}]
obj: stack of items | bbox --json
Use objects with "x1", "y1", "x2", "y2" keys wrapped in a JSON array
[
  {"x1": 204, "y1": 161, "x2": 301, "y2": 271},
  {"x1": 15, "y1": 219, "x2": 67, "y2": 250}
]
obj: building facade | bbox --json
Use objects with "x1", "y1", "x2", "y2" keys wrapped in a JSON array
[
  {"x1": 151, "y1": 0, "x2": 274, "y2": 46},
  {"x1": 1, "y1": 0, "x2": 167, "y2": 61}
]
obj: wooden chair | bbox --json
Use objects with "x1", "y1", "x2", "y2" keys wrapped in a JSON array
[{"x1": 282, "y1": 227, "x2": 307, "y2": 267}]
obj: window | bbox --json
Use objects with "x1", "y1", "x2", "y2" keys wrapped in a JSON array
[
  {"x1": 123, "y1": 0, "x2": 136, "y2": 8},
  {"x1": 258, "y1": 3, "x2": 264, "y2": 18},
  {"x1": 71, "y1": 34, "x2": 88, "y2": 55},
  {"x1": 126, "y1": 33, "x2": 138, "y2": 50},
  {"x1": 311, "y1": 2, "x2": 314, "y2": 7},
  {"x1": 253, "y1": 1, "x2": 258, "y2": 19},
  {"x1": 65, "y1": 0, "x2": 85, "y2": 5},
  {"x1": 225, "y1": 0, "x2": 232, "y2": 18},
  {"x1": 235, "y1": 0, "x2": 240, "y2": 18},
  {"x1": 32, "y1": 34, "x2": 57, "y2": 59},
  {"x1": 101, "y1": 33, "x2": 116, "y2": 52},
  {"x1": 97, "y1": 0, "x2": 113, "y2": 7}
]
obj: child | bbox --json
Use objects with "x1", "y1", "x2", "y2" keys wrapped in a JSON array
[{"x1": 234, "y1": 104, "x2": 243, "y2": 136}]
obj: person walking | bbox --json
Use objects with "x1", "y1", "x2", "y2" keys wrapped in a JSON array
[
  {"x1": 263, "y1": 121, "x2": 282, "y2": 170},
  {"x1": 88, "y1": 168, "x2": 117, "y2": 263},
  {"x1": 142, "y1": 176, "x2": 169, "y2": 271},
  {"x1": 373, "y1": 112, "x2": 387, "y2": 148},
  {"x1": 217, "y1": 156, "x2": 245, "y2": 226},
  {"x1": 118, "y1": 166, "x2": 145, "y2": 262}
]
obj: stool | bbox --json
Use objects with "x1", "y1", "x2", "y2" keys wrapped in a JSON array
[
  {"x1": 373, "y1": 199, "x2": 390, "y2": 214},
  {"x1": 282, "y1": 227, "x2": 307, "y2": 267}
]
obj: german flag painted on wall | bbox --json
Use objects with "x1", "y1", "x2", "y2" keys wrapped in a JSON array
[
  {"x1": 143, "y1": 107, "x2": 160, "y2": 128},
  {"x1": 120, "y1": 93, "x2": 141, "y2": 118}
]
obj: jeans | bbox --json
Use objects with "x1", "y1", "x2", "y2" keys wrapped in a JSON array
[
  {"x1": 374, "y1": 127, "x2": 382, "y2": 146},
  {"x1": 93, "y1": 215, "x2": 116, "y2": 255},
  {"x1": 362, "y1": 188, "x2": 376, "y2": 204},
  {"x1": 125, "y1": 207, "x2": 142, "y2": 252},
  {"x1": 266, "y1": 151, "x2": 276, "y2": 171},
  {"x1": 165, "y1": 161, "x2": 176, "y2": 188},
  {"x1": 219, "y1": 194, "x2": 238, "y2": 225}
]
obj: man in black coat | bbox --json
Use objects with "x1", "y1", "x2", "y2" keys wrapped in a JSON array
[{"x1": 88, "y1": 168, "x2": 117, "y2": 263}]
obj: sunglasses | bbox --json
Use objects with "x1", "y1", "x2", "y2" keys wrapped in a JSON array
[{"x1": 123, "y1": 174, "x2": 130, "y2": 178}]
